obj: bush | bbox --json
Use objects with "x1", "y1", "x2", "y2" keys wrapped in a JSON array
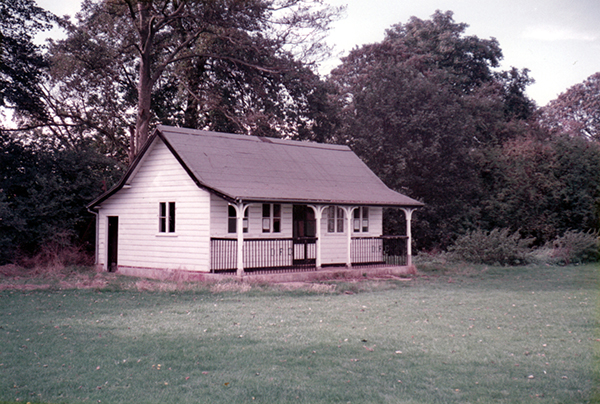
[
  {"x1": 448, "y1": 228, "x2": 534, "y2": 266},
  {"x1": 549, "y1": 230, "x2": 599, "y2": 265},
  {"x1": 0, "y1": 133, "x2": 122, "y2": 265},
  {"x1": 16, "y1": 232, "x2": 95, "y2": 274}
]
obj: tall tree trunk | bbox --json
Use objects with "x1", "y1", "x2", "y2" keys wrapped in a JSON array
[
  {"x1": 134, "y1": 0, "x2": 154, "y2": 157},
  {"x1": 183, "y1": 59, "x2": 204, "y2": 129}
]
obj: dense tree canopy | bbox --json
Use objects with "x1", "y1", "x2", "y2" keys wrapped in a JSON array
[
  {"x1": 0, "y1": 131, "x2": 122, "y2": 264},
  {"x1": 327, "y1": 10, "x2": 535, "y2": 248},
  {"x1": 38, "y1": 0, "x2": 342, "y2": 160},
  {"x1": 479, "y1": 132, "x2": 600, "y2": 243},
  {"x1": 0, "y1": 0, "x2": 54, "y2": 119},
  {"x1": 540, "y1": 72, "x2": 600, "y2": 141}
]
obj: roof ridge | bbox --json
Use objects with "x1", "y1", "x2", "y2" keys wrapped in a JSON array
[
  {"x1": 157, "y1": 125, "x2": 350, "y2": 151},
  {"x1": 89, "y1": 126, "x2": 423, "y2": 209}
]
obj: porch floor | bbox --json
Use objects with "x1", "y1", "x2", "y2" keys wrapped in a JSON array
[{"x1": 115, "y1": 264, "x2": 416, "y2": 284}]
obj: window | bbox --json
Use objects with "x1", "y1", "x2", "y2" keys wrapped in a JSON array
[
  {"x1": 327, "y1": 206, "x2": 344, "y2": 233},
  {"x1": 337, "y1": 207, "x2": 344, "y2": 233},
  {"x1": 262, "y1": 203, "x2": 281, "y2": 233},
  {"x1": 262, "y1": 204, "x2": 270, "y2": 232},
  {"x1": 228, "y1": 205, "x2": 248, "y2": 233},
  {"x1": 159, "y1": 202, "x2": 176, "y2": 233},
  {"x1": 273, "y1": 204, "x2": 281, "y2": 233},
  {"x1": 353, "y1": 207, "x2": 369, "y2": 233},
  {"x1": 228, "y1": 206, "x2": 236, "y2": 233},
  {"x1": 327, "y1": 206, "x2": 335, "y2": 233}
]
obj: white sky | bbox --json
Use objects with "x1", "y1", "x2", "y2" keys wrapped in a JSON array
[{"x1": 37, "y1": 0, "x2": 600, "y2": 107}]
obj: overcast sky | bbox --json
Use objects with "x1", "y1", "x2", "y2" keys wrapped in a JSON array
[{"x1": 38, "y1": 0, "x2": 600, "y2": 107}]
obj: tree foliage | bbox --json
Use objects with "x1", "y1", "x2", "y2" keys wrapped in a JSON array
[
  {"x1": 0, "y1": 132, "x2": 122, "y2": 264},
  {"x1": 540, "y1": 72, "x2": 600, "y2": 141},
  {"x1": 3, "y1": 3, "x2": 599, "y2": 265},
  {"x1": 328, "y1": 10, "x2": 535, "y2": 249},
  {"x1": 479, "y1": 132, "x2": 600, "y2": 244},
  {"x1": 38, "y1": 0, "x2": 342, "y2": 160},
  {"x1": 0, "y1": 0, "x2": 54, "y2": 119}
]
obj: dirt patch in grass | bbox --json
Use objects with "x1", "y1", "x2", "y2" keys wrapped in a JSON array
[
  {"x1": 210, "y1": 282, "x2": 253, "y2": 293},
  {"x1": 58, "y1": 273, "x2": 112, "y2": 289},
  {"x1": 0, "y1": 264, "x2": 119, "y2": 291},
  {"x1": 276, "y1": 282, "x2": 337, "y2": 293},
  {"x1": 0, "y1": 283, "x2": 52, "y2": 291}
]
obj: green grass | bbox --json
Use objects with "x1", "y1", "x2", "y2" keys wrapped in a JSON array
[{"x1": 0, "y1": 264, "x2": 598, "y2": 403}]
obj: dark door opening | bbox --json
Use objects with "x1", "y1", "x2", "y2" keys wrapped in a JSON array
[
  {"x1": 292, "y1": 205, "x2": 316, "y2": 265},
  {"x1": 107, "y1": 216, "x2": 118, "y2": 272}
]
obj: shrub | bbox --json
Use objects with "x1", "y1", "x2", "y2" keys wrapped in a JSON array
[
  {"x1": 16, "y1": 232, "x2": 94, "y2": 274},
  {"x1": 448, "y1": 228, "x2": 534, "y2": 266},
  {"x1": 549, "y1": 230, "x2": 599, "y2": 265},
  {"x1": 0, "y1": 133, "x2": 122, "y2": 265}
]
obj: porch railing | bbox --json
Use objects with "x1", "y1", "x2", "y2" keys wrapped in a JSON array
[
  {"x1": 292, "y1": 237, "x2": 317, "y2": 265},
  {"x1": 210, "y1": 238, "x2": 238, "y2": 271},
  {"x1": 211, "y1": 235, "x2": 408, "y2": 272},
  {"x1": 245, "y1": 238, "x2": 293, "y2": 269},
  {"x1": 351, "y1": 236, "x2": 408, "y2": 266},
  {"x1": 211, "y1": 238, "x2": 316, "y2": 272}
]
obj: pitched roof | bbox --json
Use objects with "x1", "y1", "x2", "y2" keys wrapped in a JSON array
[{"x1": 89, "y1": 125, "x2": 423, "y2": 208}]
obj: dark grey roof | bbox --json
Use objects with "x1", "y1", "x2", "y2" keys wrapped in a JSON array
[{"x1": 90, "y1": 126, "x2": 423, "y2": 208}]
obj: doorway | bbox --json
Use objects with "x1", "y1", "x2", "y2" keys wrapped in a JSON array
[
  {"x1": 292, "y1": 205, "x2": 316, "y2": 265},
  {"x1": 107, "y1": 216, "x2": 118, "y2": 272}
]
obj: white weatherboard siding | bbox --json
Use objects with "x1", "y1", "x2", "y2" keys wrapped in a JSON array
[
  {"x1": 210, "y1": 197, "x2": 296, "y2": 269},
  {"x1": 209, "y1": 196, "x2": 294, "y2": 239},
  {"x1": 319, "y1": 206, "x2": 383, "y2": 265},
  {"x1": 209, "y1": 195, "x2": 229, "y2": 238},
  {"x1": 97, "y1": 139, "x2": 211, "y2": 272}
]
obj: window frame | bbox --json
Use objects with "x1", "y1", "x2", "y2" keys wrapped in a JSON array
[
  {"x1": 228, "y1": 205, "x2": 248, "y2": 233},
  {"x1": 327, "y1": 206, "x2": 345, "y2": 233},
  {"x1": 158, "y1": 202, "x2": 176, "y2": 233},
  {"x1": 353, "y1": 207, "x2": 369, "y2": 233},
  {"x1": 262, "y1": 203, "x2": 281, "y2": 233}
]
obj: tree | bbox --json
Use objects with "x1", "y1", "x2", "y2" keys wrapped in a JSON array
[
  {"x1": 0, "y1": 131, "x2": 122, "y2": 264},
  {"x1": 0, "y1": 0, "x2": 54, "y2": 119},
  {"x1": 495, "y1": 67, "x2": 536, "y2": 120},
  {"x1": 36, "y1": 0, "x2": 341, "y2": 160},
  {"x1": 381, "y1": 11, "x2": 502, "y2": 93},
  {"x1": 478, "y1": 132, "x2": 600, "y2": 244},
  {"x1": 328, "y1": 11, "x2": 534, "y2": 249},
  {"x1": 152, "y1": 29, "x2": 338, "y2": 141},
  {"x1": 540, "y1": 72, "x2": 600, "y2": 141}
]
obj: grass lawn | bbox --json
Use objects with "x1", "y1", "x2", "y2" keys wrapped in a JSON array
[{"x1": 0, "y1": 263, "x2": 598, "y2": 403}]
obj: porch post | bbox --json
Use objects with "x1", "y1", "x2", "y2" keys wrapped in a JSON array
[
  {"x1": 401, "y1": 208, "x2": 415, "y2": 267},
  {"x1": 236, "y1": 202, "x2": 245, "y2": 277},
  {"x1": 309, "y1": 205, "x2": 325, "y2": 269},
  {"x1": 344, "y1": 206, "x2": 355, "y2": 268}
]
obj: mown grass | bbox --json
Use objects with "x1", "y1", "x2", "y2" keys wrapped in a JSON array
[{"x1": 0, "y1": 263, "x2": 598, "y2": 403}]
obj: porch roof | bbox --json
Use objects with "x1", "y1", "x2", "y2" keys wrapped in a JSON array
[{"x1": 157, "y1": 126, "x2": 422, "y2": 207}]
